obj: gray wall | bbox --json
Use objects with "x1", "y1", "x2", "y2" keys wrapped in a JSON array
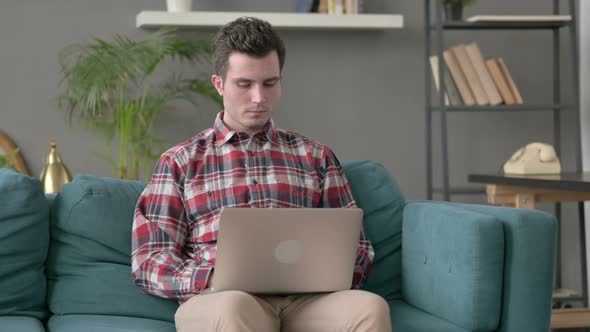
[{"x1": 0, "y1": 0, "x2": 583, "y2": 298}]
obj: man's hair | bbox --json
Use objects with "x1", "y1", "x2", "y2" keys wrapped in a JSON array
[{"x1": 213, "y1": 17, "x2": 286, "y2": 78}]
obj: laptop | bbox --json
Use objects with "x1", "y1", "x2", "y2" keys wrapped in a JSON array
[{"x1": 208, "y1": 207, "x2": 363, "y2": 295}]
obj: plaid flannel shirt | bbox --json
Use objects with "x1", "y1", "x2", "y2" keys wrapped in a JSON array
[{"x1": 131, "y1": 112, "x2": 374, "y2": 301}]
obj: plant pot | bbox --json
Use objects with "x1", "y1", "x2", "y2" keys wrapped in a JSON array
[
  {"x1": 167, "y1": 0, "x2": 192, "y2": 12},
  {"x1": 444, "y1": 4, "x2": 464, "y2": 21}
]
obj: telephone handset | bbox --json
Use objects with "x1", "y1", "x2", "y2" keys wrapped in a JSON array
[{"x1": 503, "y1": 142, "x2": 561, "y2": 175}]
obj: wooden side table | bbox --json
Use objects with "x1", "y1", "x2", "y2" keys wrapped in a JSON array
[{"x1": 469, "y1": 173, "x2": 590, "y2": 329}]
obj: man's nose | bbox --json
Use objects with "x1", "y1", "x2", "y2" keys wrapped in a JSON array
[{"x1": 251, "y1": 86, "x2": 266, "y2": 103}]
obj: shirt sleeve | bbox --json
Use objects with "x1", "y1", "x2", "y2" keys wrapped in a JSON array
[
  {"x1": 318, "y1": 147, "x2": 374, "y2": 289},
  {"x1": 131, "y1": 154, "x2": 212, "y2": 300}
]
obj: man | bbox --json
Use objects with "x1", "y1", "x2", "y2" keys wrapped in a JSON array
[{"x1": 131, "y1": 17, "x2": 392, "y2": 332}]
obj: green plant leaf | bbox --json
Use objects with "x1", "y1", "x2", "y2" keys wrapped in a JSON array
[
  {"x1": 0, "y1": 148, "x2": 19, "y2": 170},
  {"x1": 57, "y1": 28, "x2": 219, "y2": 180}
]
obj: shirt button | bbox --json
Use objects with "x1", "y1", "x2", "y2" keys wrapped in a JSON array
[
  {"x1": 252, "y1": 178, "x2": 258, "y2": 185},
  {"x1": 247, "y1": 151, "x2": 253, "y2": 156},
  {"x1": 206, "y1": 191, "x2": 212, "y2": 196},
  {"x1": 195, "y1": 285, "x2": 201, "y2": 291}
]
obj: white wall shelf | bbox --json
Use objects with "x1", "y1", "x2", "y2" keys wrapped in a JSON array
[{"x1": 136, "y1": 11, "x2": 404, "y2": 31}]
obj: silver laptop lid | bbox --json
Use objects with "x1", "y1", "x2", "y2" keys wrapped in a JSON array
[{"x1": 212, "y1": 207, "x2": 363, "y2": 295}]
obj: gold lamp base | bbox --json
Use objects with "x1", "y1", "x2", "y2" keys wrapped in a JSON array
[{"x1": 40, "y1": 140, "x2": 72, "y2": 194}]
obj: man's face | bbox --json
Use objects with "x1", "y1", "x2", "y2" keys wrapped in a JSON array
[{"x1": 211, "y1": 51, "x2": 282, "y2": 135}]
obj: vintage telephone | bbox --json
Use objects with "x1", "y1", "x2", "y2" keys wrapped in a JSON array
[{"x1": 503, "y1": 142, "x2": 561, "y2": 175}]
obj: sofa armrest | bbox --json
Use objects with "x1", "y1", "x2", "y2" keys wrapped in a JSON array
[
  {"x1": 402, "y1": 201, "x2": 556, "y2": 332},
  {"x1": 441, "y1": 202, "x2": 557, "y2": 332},
  {"x1": 402, "y1": 201, "x2": 505, "y2": 331}
]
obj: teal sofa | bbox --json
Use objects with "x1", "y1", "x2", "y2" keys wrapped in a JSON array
[{"x1": 0, "y1": 160, "x2": 557, "y2": 331}]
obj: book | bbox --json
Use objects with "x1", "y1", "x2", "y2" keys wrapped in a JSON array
[
  {"x1": 310, "y1": 0, "x2": 320, "y2": 12},
  {"x1": 296, "y1": 0, "x2": 314, "y2": 12},
  {"x1": 443, "y1": 49, "x2": 475, "y2": 106},
  {"x1": 327, "y1": 0, "x2": 344, "y2": 14},
  {"x1": 485, "y1": 59, "x2": 515, "y2": 105},
  {"x1": 451, "y1": 44, "x2": 489, "y2": 105},
  {"x1": 430, "y1": 56, "x2": 450, "y2": 106},
  {"x1": 344, "y1": 0, "x2": 358, "y2": 14},
  {"x1": 464, "y1": 43, "x2": 502, "y2": 105},
  {"x1": 429, "y1": 55, "x2": 463, "y2": 106},
  {"x1": 497, "y1": 58, "x2": 524, "y2": 104},
  {"x1": 318, "y1": 0, "x2": 328, "y2": 13},
  {"x1": 444, "y1": 62, "x2": 463, "y2": 105},
  {"x1": 466, "y1": 15, "x2": 572, "y2": 22}
]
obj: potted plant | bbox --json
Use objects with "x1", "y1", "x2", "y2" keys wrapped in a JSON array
[
  {"x1": 0, "y1": 149, "x2": 17, "y2": 170},
  {"x1": 58, "y1": 28, "x2": 221, "y2": 180},
  {"x1": 166, "y1": 0, "x2": 193, "y2": 12},
  {"x1": 442, "y1": 0, "x2": 476, "y2": 21}
]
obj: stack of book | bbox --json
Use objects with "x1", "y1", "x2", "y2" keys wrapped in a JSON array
[
  {"x1": 296, "y1": 0, "x2": 363, "y2": 15},
  {"x1": 430, "y1": 43, "x2": 523, "y2": 106}
]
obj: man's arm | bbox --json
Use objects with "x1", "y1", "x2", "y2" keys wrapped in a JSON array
[
  {"x1": 131, "y1": 154, "x2": 212, "y2": 300},
  {"x1": 319, "y1": 147, "x2": 374, "y2": 288}
]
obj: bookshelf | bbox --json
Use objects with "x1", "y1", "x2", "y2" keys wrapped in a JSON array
[
  {"x1": 430, "y1": 104, "x2": 570, "y2": 112},
  {"x1": 424, "y1": 0, "x2": 583, "y2": 328},
  {"x1": 435, "y1": 20, "x2": 571, "y2": 30},
  {"x1": 424, "y1": 0, "x2": 581, "y2": 201},
  {"x1": 136, "y1": 11, "x2": 404, "y2": 31}
]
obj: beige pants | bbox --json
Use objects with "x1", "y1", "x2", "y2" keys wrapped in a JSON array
[{"x1": 175, "y1": 289, "x2": 392, "y2": 332}]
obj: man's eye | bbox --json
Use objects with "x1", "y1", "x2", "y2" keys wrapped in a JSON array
[
  {"x1": 237, "y1": 82, "x2": 251, "y2": 88},
  {"x1": 264, "y1": 81, "x2": 277, "y2": 87}
]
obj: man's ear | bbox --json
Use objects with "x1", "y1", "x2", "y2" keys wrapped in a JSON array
[{"x1": 211, "y1": 75, "x2": 224, "y2": 96}]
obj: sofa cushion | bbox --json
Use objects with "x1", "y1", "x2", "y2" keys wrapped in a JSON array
[
  {"x1": 0, "y1": 169, "x2": 49, "y2": 319},
  {"x1": 402, "y1": 202, "x2": 504, "y2": 331},
  {"x1": 47, "y1": 175, "x2": 179, "y2": 322},
  {"x1": 47, "y1": 314, "x2": 175, "y2": 332},
  {"x1": 389, "y1": 300, "x2": 470, "y2": 332},
  {"x1": 342, "y1": 160, "x2": 405, "y2": 300},
  {"x1": 0, "y1": 316, "x2": 45, "y2": 332}
]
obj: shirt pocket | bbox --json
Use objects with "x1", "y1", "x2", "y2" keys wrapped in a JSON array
[
  {"x1": 185, "y1": 177, "x2": 237, "y2": 222},
  {"x1": 265, "y1": 171, "x2": 320, "y2": 208}
]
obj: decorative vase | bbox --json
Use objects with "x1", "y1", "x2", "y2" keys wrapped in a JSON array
[
  {"x1": 444, "y1": 4, "x2": 464, "y2": 21},
  {"x1": 166, "y1": 0, "x2": 192, "y2": 12},
  {"x1": 40, "y1": 140, "x2": 72, "y2": 194}
]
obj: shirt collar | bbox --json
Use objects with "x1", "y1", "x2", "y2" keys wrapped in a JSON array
[{"x1": 213, "y1": 112, "x2": 277, "y2": 145}]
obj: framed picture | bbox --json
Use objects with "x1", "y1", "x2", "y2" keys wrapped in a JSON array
[{"x1": 0, "y1": 131, "x2": 30, "y2": 175}]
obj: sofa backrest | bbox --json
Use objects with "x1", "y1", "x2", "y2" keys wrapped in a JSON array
[
  {"x1": 342, "y1": 160, "x2": 405, "y2": 300},
  {"x1": 45, "y1": 160, "x2": 405, "y2": 322},
  {"x1": 47, "y1": 175, "x2": 179, "y2": 322},
  {"x1": 0, "y1": 169, "x2": 49, "y2": 320}
]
